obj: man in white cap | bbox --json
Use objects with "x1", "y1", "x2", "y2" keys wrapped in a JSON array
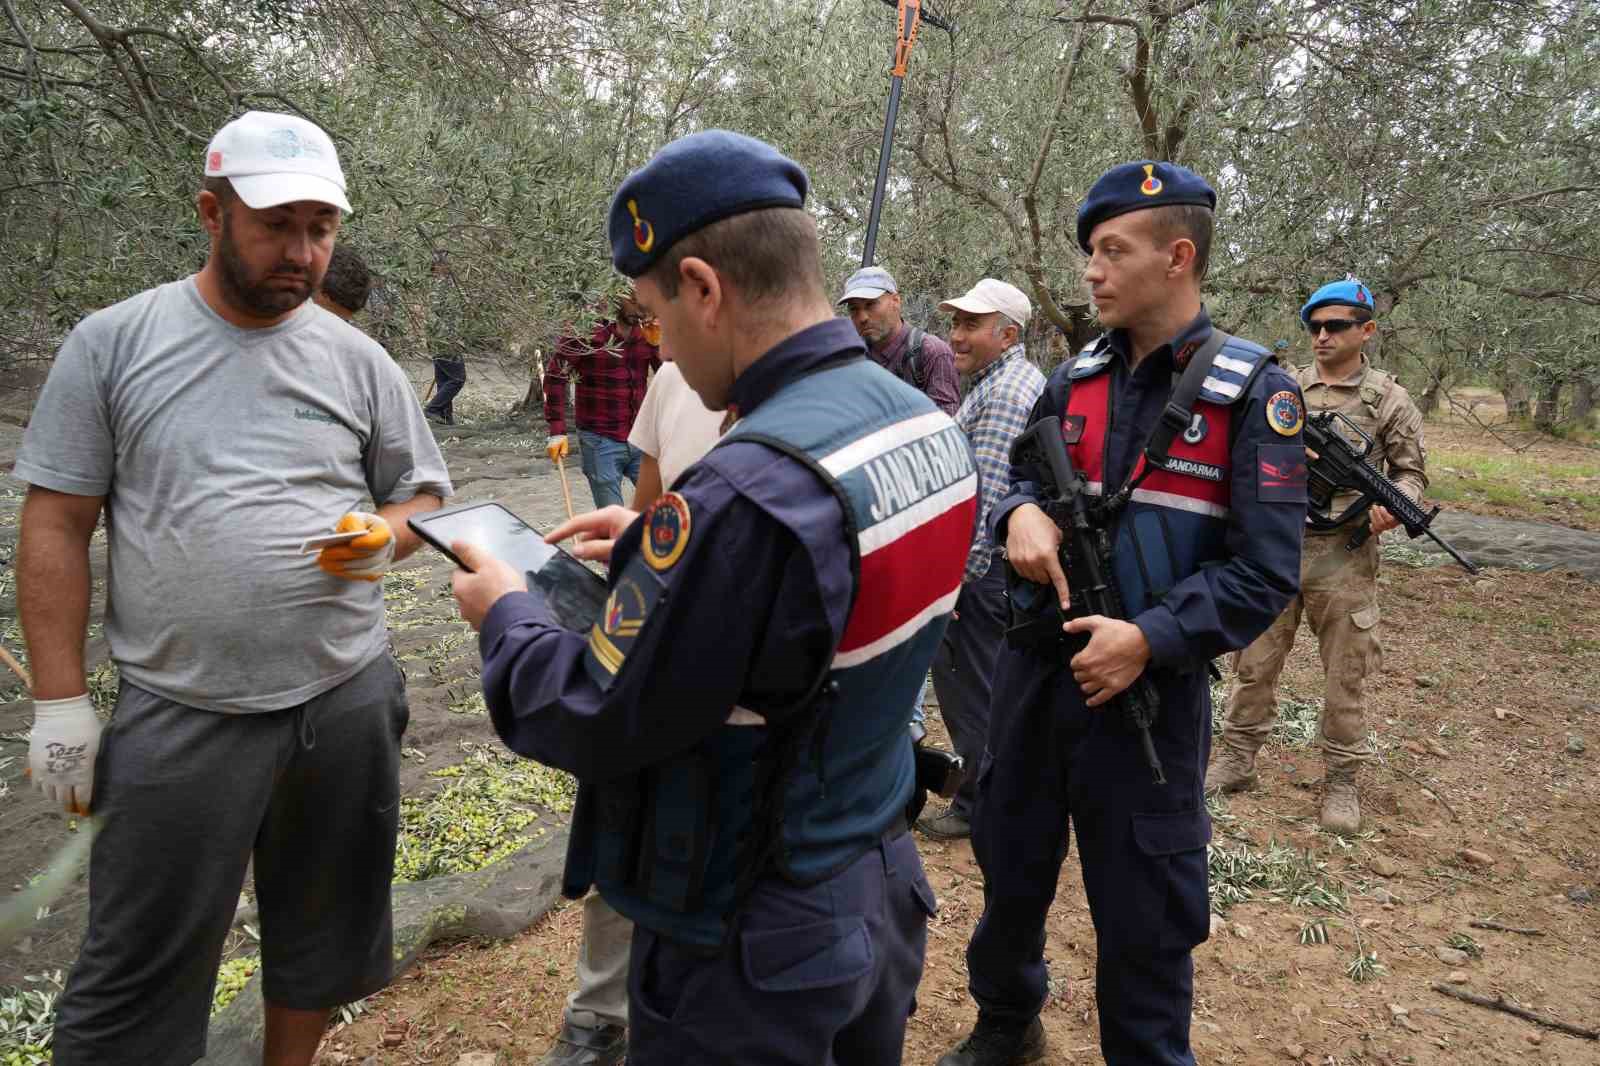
[
  {"x1": 16, "y1": 111, "x2": 451, "y2": 1066},
  {"x1": 917, "y1": 279, "x2": 1045, "y2": 840},
  {"x1": 838, "y1": 265, "x2": 960, "y2": 414}
]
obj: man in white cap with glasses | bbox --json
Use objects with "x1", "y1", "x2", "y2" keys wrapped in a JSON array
[
  {"x1": 917, "y1": 278, "x2": 1045, "y2": 840},
  {"x1": 16, "y1": 111, "x2": 450, "y2": 1066},
  {"x1": 838, "y1": 266, "x2": 960, "y2": 415}
]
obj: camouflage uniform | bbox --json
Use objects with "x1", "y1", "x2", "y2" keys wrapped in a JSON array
[{"x1": 1220, "y1": 356, "x2": 1427, "y2": 773}]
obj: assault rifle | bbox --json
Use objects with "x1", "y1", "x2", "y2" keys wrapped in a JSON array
[
  {"x1": 1007, "y1": 416, "x2": 1166, "y2": 784},
  {"x1": 1303, "y1": 411, "x2": 1480, "y2": 574}
]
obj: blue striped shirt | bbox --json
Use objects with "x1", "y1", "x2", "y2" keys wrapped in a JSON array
[{"x1": 956, "y1": 344, "x2": 1046, "y2": 581}]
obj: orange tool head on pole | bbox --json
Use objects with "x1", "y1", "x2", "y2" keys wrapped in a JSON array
[{"x1": 893, "y1": 0, "x2": 924, "y2": 77}]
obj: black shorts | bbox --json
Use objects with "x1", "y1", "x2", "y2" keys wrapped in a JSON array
[{"x1": 51, "y1": 652, "x2": 410, "y2": 1066}]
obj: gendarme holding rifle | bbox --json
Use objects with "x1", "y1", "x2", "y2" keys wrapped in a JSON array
[
  {"x1": 938, "y1": 161, "x2": 1306, "y2": 1066},
  {"x1": 1209, "y1": 277, "x2": 1430, "y2": 837}
]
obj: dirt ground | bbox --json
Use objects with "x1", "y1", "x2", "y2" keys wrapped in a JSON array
[
  {"x1": 311, "y1": 380, "x2": 1599, "y2": 1066},
  {"x1": 4, "y1": 366, "x2": 1599, "y2": 1064}
]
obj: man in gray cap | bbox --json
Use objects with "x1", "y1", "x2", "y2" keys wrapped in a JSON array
[
  {"x1": 838, "y1": 266, "x2": 960, "y2": 414},
  {"x1": 18, "y1": 110, "x2": 450, "y2": 1066}
]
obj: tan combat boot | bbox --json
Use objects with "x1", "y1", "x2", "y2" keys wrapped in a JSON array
[
  {"x1": 1320, "y1": 769, "x2": 1362, "y2": 836},
  {"x1": 1205, "y1": 744, "x2": 1259, "y2": 794}
]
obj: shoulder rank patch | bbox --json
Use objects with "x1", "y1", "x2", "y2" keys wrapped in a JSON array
[
  {"x1": 642, "y1": 491, "x2": 692, "y2": 571},
  {"x1": 1257, "y1": 443, "x2": 1308, "y2": 503},
  {"x1": 1266, "y1": 390, "x2": 1305, "y2": 436},
  {"x1": 584, "y1": 570, "x2": 664, "y2": 689}
]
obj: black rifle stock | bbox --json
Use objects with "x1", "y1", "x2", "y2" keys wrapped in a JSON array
[
  {"x1": 1009, "y1": 416, "x2": 1166, "y2": 784},
  {"x1": 1302, "y1": 412, "x2": 1479, "y2": 573}
]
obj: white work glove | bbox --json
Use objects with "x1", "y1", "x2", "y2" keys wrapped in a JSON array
[
  {"x1": 317, "y1": 511, "x2": 396, "y2": 582},
  {"x1": 28, "y1": 693, "x2": 102, "y2": 815}
]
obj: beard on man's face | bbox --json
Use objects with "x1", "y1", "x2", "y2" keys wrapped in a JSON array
[{"x1": 216, "y1": 215, "x2": 317, "y2": 318}]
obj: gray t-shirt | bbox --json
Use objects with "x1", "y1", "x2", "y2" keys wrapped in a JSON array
[{"x1": 15, "y1": 277, "x2": 453, "y2": 713}]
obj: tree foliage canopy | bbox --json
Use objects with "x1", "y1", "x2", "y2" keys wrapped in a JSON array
[{"x1": 2, "y1": 0, "x2": 1596, "y2": 417}]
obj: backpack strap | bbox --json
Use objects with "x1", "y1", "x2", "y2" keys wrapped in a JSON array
[{"x1": 904, "y1": 327, "x2": 929, "y2": 391}]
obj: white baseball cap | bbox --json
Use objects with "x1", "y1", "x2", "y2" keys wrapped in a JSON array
[
  {"x1": 204, "y1": 111, "x2": 352, "y2": 214},
  {"x1": 939, "y1": 278, "x2": 1032, "y2": 327}
]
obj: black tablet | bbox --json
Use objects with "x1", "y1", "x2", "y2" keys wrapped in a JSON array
[{"x1": 409, "y1": 500, "x2": 609, "y2": 632}]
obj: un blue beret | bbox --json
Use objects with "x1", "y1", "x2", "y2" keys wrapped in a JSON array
[
  {"x1": 1300, "y1": 277, "x2": 1375, "y2": 323},
  {"x1": 1075, "y1": 161, "x2": 1217, "y2": 253},
  {"x1": 608, "y1": 130, "x2": 809, "y2": 278}
]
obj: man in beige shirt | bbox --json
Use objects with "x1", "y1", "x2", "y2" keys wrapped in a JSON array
[
  {"x1": 535, "y1": 357, "x2": 723, "y2": 1066},
  {"x1": 1208, "y1": 277, "x2": 1427, "y2": 835}
]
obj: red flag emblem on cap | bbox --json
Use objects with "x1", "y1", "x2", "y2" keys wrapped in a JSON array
[{"x1": 208, "y1": 150, "x2": 223, "y2": 172}]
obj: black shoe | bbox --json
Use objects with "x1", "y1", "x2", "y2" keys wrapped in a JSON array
[
  {"x1": 535, "y1": 1019, "x2": 627, "y2": 1066},
  {"x1": 936, "y1": 1016, "x2": 1047, "y2": 1066}
]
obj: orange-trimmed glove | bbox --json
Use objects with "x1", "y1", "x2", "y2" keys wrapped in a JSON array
[
  {"x1": 317, "y1": 511, "x2": 395, "y2": 582},
  {"x1": 547, "y1": 435, "x2": 570, "y2": 461}
]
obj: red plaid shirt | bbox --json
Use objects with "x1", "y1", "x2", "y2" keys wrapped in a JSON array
[{"x1": 543, "y1": 321, "x2": 660, "y2": 441}]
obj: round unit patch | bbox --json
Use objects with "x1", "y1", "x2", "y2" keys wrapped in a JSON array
[
  {"x1": 642, "y1": 491, "x2": 692, "y2": 571},
  {"x1": 1266, "y1": 390, "x2": 1305, "y2": 437}
]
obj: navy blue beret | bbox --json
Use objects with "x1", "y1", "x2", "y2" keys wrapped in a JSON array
[
  {"x1": 1300, "y1": 277, "x2": 1375, "y2": 323},
  {"x1": 1075, "y1": 161, "x2": 1217, "y2": 253},
  {"x1": 608, "y1": 130, "x2": 809, "y2": 278}
]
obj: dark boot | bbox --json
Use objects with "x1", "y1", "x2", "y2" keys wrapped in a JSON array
[
  {"x1": 534, "y1": 1018, "x2": 627, "y2": 1066},
  {"x1": 936, "y1": 1015, "x2": 1047, "y2": 1066}
]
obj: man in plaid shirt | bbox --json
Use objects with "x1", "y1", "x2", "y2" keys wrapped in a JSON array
[
  {"x1": 544, "y1": 291, "x2": 661, "y2": 507},
  {"x1": 920, "y1": 278, "x2": 1046, "y2": 841}
]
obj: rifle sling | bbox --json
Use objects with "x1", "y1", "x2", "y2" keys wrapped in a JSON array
[{"x1": 1103, "y1": 329, "x2": 1231, "y2": 513}]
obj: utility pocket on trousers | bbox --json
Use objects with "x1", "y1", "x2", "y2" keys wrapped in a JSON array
[
  {"x1": 1130, "y1": 809, "x2": 1213, "y2": 952},
  {"x1": 1350, "y1": 603, "x2": 1382, "y2": 673},
  {"x1": 741, "y1": 917, "x2": 873, "y2": 993}
]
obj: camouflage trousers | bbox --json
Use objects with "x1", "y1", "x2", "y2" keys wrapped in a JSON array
[{"x1": 1222, "y1": 532, "x2": 1382, "y2": 772}]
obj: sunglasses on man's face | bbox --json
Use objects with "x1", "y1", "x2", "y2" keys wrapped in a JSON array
[{"x1": 1305, "y1": 318, "x2": 1366, "y2": 335}]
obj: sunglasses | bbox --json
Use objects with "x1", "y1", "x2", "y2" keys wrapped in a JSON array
[{"x1": 1305, "y1": 318, "x2": 1366, "y2": 335}]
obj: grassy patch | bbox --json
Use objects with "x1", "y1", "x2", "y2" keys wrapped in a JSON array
[
  {"x1": 1446, "y1": 931, "x2": 1484, "y2": 958},
  {"x1": 0, "y1": 971, "x2": 62, "y2": 1065},
  {"x1": 384, "y1": 568, "x2": 446, "y2": 632},
  {"x1": 1271, "y1": 693, "x2": 1324, "y2": 748},
  {"x1": 1207, "y1": 682, "x2": 1324, "y2": 749},
  {"x1": 446, "y1": 687, "x2": 488, "y2": 716},
  {"x1": 1208, "y1": 840, "x2": 1347, "y2": 915},
  {"x1": 393, "y1": 742, "x2": 576, "y2": 883},
  {"x1": 1429, "y1": 447, "x2": 1600, "y2": 521}
]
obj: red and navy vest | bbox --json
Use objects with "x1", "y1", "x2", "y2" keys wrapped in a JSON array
[
  {"x1": 1062, "y1": 335, "x2": 1271, "y2": 617},
  {"x1": 574, "y1": 357, "x2": 977, "y2": 949}
]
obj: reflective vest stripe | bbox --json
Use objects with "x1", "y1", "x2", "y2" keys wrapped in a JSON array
[
  {"x1": 1130, "y1": 486, "x2": 1229, "y2": 519},
  {"x1": 835, "y1": 490, "x2": 973, "y2": 666},
  {"x1": 820, "y1": 410, "x2": 952, "y2": 476}
]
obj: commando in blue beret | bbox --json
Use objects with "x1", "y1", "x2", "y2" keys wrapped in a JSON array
[
  {"x1": 1075, "y1": 160, "x2": 1217, "y2": 253},
  {"x1": 1300, "y1": 276, "x2": 1375, "y2": 324},
  {"x1": 608, "y1": 130, "x2": 809, "y2": 278}
]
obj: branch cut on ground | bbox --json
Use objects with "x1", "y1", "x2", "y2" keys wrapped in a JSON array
[
  {"x1": 1468, "y1": 919, "x2": 1544, "y2": 936},
  {"x1": 1431, "y1": 982, "x2": 1599, "y2": 1040},
  {"x1": 1387, "y1": 763, "x2": 1459, "y2": 821}
]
